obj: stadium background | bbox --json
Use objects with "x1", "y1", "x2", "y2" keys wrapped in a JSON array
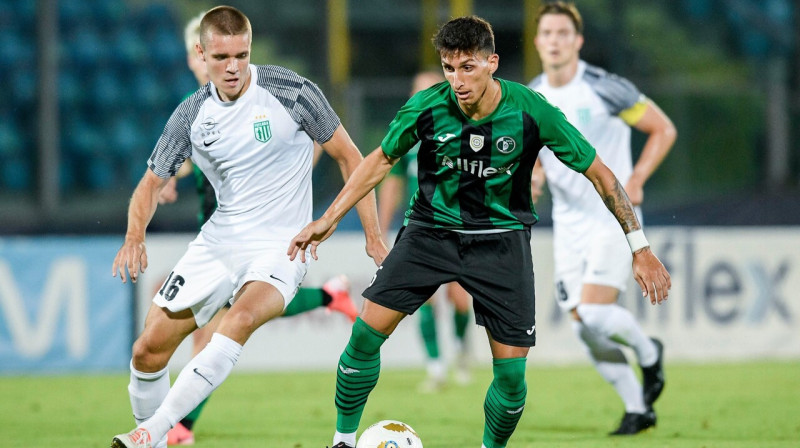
[{"x1": 0, "y1": 0, "x2": 798, "y2": 397}]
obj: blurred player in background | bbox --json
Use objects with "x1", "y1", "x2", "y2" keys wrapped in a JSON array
[
  {"x1": 159, "y1": 13, "x2": 359, "y2": 445},
  {"x1": 289, "y1": 15, "x2": 670, "y2": 448},
  {"x1": 377, "y1": 69, "x2": 473, "y2": 393},
  {"x1": 110, "y1": 6, "x2": 387, "y2": 448},
  {"x1": 529, "y1": 1, "x2": 677, "y2": 436}
]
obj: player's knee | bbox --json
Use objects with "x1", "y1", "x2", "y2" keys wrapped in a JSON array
[
  {"x1": 131, "y1": 337, "x2": 168, "y2": 372},
  {"x1": 492, "y1": 358, "x2": 526, "y2": 393}
]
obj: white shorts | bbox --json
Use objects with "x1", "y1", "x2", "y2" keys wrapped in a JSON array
[
  {"x1": 152, "y1": 233, "x2": 310, "y2": 327},
  {"x1": 552, "y1": 227, "x2": 632, "y2": 311}
]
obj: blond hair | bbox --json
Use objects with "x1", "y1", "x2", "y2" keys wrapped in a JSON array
[{"x1": 183, "y1": 12, "x2": 204, "y2": 54}]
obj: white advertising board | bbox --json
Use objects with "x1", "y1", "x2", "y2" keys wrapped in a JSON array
[{"x1": 136, "y1": 227, "x2": 800, "y2": 372}]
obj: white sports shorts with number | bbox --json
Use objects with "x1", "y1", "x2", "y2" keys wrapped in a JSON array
[
  {"x1": 552, "y1": 225, "x2": 632, "y2": 312},
  {"x1": 152, "y1": 233, "x2": 310, "y2": 327}
]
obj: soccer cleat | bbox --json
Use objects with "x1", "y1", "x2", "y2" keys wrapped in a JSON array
[
  {"x1": 642, "y1": 337, "x2": 665, "y2": 409},
  {"x1": 609, "y1": 411, "x2": 656, "y2": 435},
  {"x1": 454, "y1": 348, "x2": 472, "y2": 385},
  {"x1": 323, "y1": 275, "x2": 359, "y2": 322},
  {"x1": 328, "y1": 443, "x2": 354, "y2": 448},
  {"x1": 418, "y1": 374, "x2": 446, "y2": 394},
  {"x1": 111, "y1": 427, "x2": 152, "y2": 448},
  {"x1": 166, "y1": 422, "x2": 195, "y2": 446}
]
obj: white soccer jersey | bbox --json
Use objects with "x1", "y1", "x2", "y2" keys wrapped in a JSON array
[
  {"x1": 529, "y1": 60, "x2": 644, "y2": 235},
  {"x1": 148, "y1": 64, "x2": 340, "y2": 243}
]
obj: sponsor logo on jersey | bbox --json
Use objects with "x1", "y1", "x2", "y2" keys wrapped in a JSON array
[
  {"x1": 469, "y1": 134, "x2": 484, "y2": 151},
  {"x1": 253, "y1": 120, "x2": 272, "y2": 143},
  {"x1": 200, "y1": 118, "x2": 221, "y2": 146},
  {"x1": 437, "y1": 132, "x2": 457, "y2": 142},
  {"x1": 201, "y1": 117, "x2": 218, "y2": 130},
  {"x1": 495, "y1": 136, "x2": 516, "y2": 154},
  {"x1": 441, "y1": 155, "x2": 514, "y2": 178}
]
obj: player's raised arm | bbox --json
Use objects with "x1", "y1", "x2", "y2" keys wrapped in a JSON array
[
  {"x1": 288, "y1": 146, "x2": 395, "y2": 263},
  {"x1": 112, "y1": 169, "x2": 170, "y2": 283},
  {"x1": 582, "y1": 155, "x2": 671, "y2": 304},
  {"x1": 320, "y1": 125, "x2": 389, "y2": 265}
]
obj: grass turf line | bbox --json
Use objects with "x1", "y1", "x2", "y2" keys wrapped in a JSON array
[{"x1": 1, "y1": 361, "x2": 797, "y2": 447}]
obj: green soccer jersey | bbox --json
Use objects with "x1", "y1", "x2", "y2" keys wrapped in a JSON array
[{"x1": 381, "y1": 78, "x2": 597, "y2": 230}]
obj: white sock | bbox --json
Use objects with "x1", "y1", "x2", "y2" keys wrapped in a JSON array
[
  {"x1": 333, "y1": 430, "x2": 357, "y2": 447},
  {"x1": 141, "y1": 333, "x2": 242, "y2": 442},
  {"x1": 128, "y1": 361, "x2": 170, "y2": 425},
  {"x1": 572, "y1": 320, "x2": 646, "y2": 414},
  {"x1": 576, "y1": 303, "x2": 658, "y2": 367},
  {"x1": 427, "y1": 358, "x2": 446, "y2": 381}
]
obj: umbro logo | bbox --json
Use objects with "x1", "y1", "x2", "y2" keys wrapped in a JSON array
[
  {"x1": 507, "y1": 405, "x2": 525, "y2": 415},
  {"x1": 339, "y1": 365, "x2": 360, "y2": 375},
  {"x1": 437, "y1": 133, "x2": 457, "y2": 142}
]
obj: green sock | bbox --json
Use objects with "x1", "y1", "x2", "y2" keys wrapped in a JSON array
[
  {"x1": 282, "y1": 287, "x2": 324, "y2": 317},
  {"x1": 483, "y1": 358, "x2": 527, "y2": 448},
  {"x1": 335, "y1": 317, "x2": 388, "y2": 433},
  {"x1": 453, "y1": 308, "x2": 470, "y2": 343},
  {"x1": 418, "y1": 303, "x2": 439, "y2": 359},
  {"x1": 181, "y1": 396, "x2": 209, "y2": 430}
]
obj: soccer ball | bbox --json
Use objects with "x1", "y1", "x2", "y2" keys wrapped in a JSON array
[{"x1": 356, "y1": 420, "x2": 423, "y2": 448}]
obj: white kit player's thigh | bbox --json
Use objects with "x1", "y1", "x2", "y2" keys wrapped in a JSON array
[
  {"x1": 152, "y1": 238, "x2": 235, "y2": 327},
  {"x1": 552, "y1": 240, "x2": 584, "y2": 312},
  {"x1": 582, "y1": 230, "x2": 633, "y2": 292},
  {"x1": 229, "y1": 241, "x2": 311, "y2": 310}
]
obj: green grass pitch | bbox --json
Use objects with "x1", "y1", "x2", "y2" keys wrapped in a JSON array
[{"x1": 2, "y1": 361, "x2": 798, "y2": 447}]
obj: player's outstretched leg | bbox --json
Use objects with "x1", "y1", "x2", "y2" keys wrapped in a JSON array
[
  {"x1": 417, "y1": 301, "x2": 446, "y2": 393},
  {"x1": 323, "y1": 275, "x2": 359, "y2": 322},
  {"x1": 571, "y1": 320, "x2": 654, "y2": 435},
  {"x1": 111, "y1": 427, "x2": 153, "y2": 448},
  {"x1": 332, "y1": 317, "x2": 388, "y2": 448},
  {"x1": 482, "y1": 358, "x2": 527, "y2": 448},
  {"x1": 641, "y1": 337, "x2": 665, "y2": 410}
]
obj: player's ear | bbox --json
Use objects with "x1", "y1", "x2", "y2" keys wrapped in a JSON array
[
  {"x1": 488, "y1": 53, "x2": 499, "y2": 75},
  {"x1": 575, "y1": 33, "x2": 584, "y2": 52},
  {"x1": 195, "y1": 42, "x2": 205, "y2": 61}
]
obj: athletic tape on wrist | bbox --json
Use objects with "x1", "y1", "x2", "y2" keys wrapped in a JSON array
[{"x1": 625, "y1": 229, "x2": 649, "y2": 253}]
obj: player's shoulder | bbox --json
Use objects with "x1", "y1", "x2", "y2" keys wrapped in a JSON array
[
  {"x1": 527, "y1": 73, "x2": 546, "y2": 90},
  {"x1": 175, "y1": 84, "x2": 212, "y2": 121},
  {"x1": 253, "y1": 64, "x2": 313, "y2": 91},
  {"x1": 406, "y1": 80, "x2": 451, "y2": 109},
  {"x1": 581, "y1": 61, "x2": 639, "y2": 96},
  {"x1": 501, "y1": 78, "x2": 553, "y2": 111}
]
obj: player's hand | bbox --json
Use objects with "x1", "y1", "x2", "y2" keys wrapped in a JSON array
[
  {"x1": 158, "y1": 177, "x2": 179, "y2": 204},
  {"x1": 287, "y1": 217, "x2": 337, "y2": 263},
  {"x1": 631, "y1": 247, "x2": 670, "y2": 305},
  {"x1": 112, "y1": 237, "x2": 148, "y2": 284},
  {"x1": 624, "y1": 178, "x2": 644, "y2": 206},
  {"x1": 530, "y1": 169, "x2": 545, "y2": 204},
  {"x1": 365, "y1": 238, "x2": 389, "y2": 266}
]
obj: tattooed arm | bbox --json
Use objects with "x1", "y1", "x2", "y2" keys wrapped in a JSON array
[
  {"x1": 583, "y1": 155, "x2": 641, "y2": 234},
  {"x1": 583, "y1": 155, "x2": 671, "y2": 305}
]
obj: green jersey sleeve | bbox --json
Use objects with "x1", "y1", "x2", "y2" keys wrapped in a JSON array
[
  {"x1": 509, "y1": 83, "x2": 596, "y2": 173},
  {"x1": 381, "y1": 82, "x2": 448, "y2": 159}
]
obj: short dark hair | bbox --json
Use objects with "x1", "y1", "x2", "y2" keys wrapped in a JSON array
[
  {"x1": 199, "y1": 5, "x2": 252, "y2": 48},
  {"x1": 432, "y1": 16, "x2": 495, "y2": 58},
  {"x1": 536, "y1": 1, "x2": 583, "y2": 34}
]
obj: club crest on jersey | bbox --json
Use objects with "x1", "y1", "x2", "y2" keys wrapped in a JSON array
[
  {"x1": 253, "y1": 120, "x2": 272, "y2": 143},
  {"x1": 495, "y1": 136, "x2": 516, "y2": 154},
  {"x1": 469, "y1": 134, "x2": 484, "y2": 152}
]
